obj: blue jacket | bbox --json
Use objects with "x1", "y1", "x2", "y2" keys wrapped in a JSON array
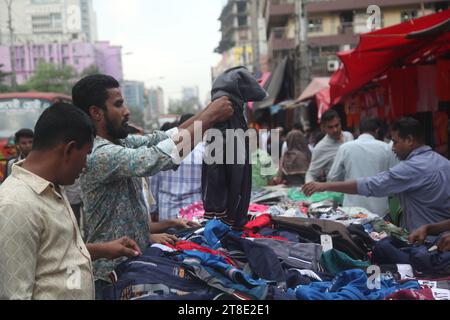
[
  {"x1": 291, "y1": 269, "x2": 421, "y2": 300},
  {"x1": 103, "y1": 247, "x2": 216, "y2": 300}
]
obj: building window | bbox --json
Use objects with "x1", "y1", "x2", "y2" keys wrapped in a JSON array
[
  {"x1": 32, "y1": 12, "x2": 62, "y2": 33},
  {"x1": 308, "y1": 18, "x2": 323, "y2": 33},
  {"x1": 272, "y1": 27, "x2": 286, "y2": 39},
  {"x1": 238, "y1": 16, "x2": 248, "y2": 27},
  {"x1": 237, "y1": 1, "x2": 247, "y2": 13},
  {"x1": 401, "y1": 10, "x2": 418, "y2": 22},
  {"x1": 238, "y1": 30, "x2": 249, "y2": 41}
]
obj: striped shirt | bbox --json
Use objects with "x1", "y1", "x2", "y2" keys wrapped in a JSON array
[{"x1": 150, "y1": 144, "x2": 204, "y2": 220}]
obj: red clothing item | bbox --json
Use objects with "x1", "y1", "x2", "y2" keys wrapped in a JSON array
[
  {"x1": 436, "y1": 59, "x2": 450, "y2": 101},
  {"x1": 242, "y1": 231, "x2": 289, "y2": 242},
  {"x1": 389, "y1": 67, "x2": 419, "y2": 117},
  {"x1": 248, "y1": 204, "x2": 270, "y2": 214},
  {"x1": 169, "y1": 241, "x2": 241, "y2": 268},
  {"x1": 385, "y1": 289, "x2": 435, "y2": 301},
  {"x1": 243, "y1": 214, "x2": 272, "y2": 231}
]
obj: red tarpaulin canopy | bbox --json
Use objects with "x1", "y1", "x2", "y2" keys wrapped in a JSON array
[{"x1": 330, "y1": 9, "x2": 450, "y2": 105}]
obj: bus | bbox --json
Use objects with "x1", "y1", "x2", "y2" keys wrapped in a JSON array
[{"x1": 0, "y1": 92, "x2": 72, "y2": 182}]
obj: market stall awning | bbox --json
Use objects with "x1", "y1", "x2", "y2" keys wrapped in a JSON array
[
  {"x1": 297, "y1": 77, "x2": 330, "y2": 103},
  {"x1": 330, "y1": 9, "x2": 450, "y2": 105},
  {"x1": 253, "y1": 57, "x2": 288, "y2": 110},
  {"x1": 316, "y1": 88, "x2": 331, "y2": 120}
]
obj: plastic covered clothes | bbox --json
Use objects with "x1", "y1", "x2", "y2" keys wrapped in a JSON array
[
  {"x1": 288, "y1": 189, "x2": 344, "y2": 204},
  {"x1": 179, "y1": 202, "x2": 205, "y2": 222}
]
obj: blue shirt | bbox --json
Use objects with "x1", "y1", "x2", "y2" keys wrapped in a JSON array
[{"x1": 357, "y1": 146, "x2": 450, "y2": 232}]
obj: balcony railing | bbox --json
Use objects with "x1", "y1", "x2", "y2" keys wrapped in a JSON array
[
  {"x1": 268, "y1": 27, "x2": 297, "y2": 55},
  {"x1": 337, "y1": 21, "x2": 382, "y2": 35},
  {"x1": 265, "y1": 1, "x2": 296, "y2": 28}
]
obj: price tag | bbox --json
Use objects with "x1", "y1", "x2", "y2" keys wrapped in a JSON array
[{"x1": 321, "y1": 235, "x2": 333, "y2": 252}]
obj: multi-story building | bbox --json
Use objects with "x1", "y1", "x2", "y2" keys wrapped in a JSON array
[
  {"x1": 80, "y1": 0, "x2": 98, "y2": 43},
  {"x1": 263, "y1": 0, "x2": 297, "y2": 71},
  {"x1": 182, "y1": 86, "x2": 202, "y2": 112},
  {"x1": 182, "y1": 86, "x2": 199, "y2": 102},
  {"x1": 213, "y1": 0, "x2": 255, "y2": 79},
  {"x1": 306, "y1": 0, "x2": 449, "y2": 76},
  {"x1": 147, "y1": 87, "x2": 166, "y2": 117},
  {"x1": 0, "y1": 0, "x2": 98, "y2": 45},
  {"x1": 0, "y1": 41, "x2": 124, "y2": 84},
  {"x1": 123, "y1": 80, "x2": 146, "y2": 110},
  {"x1": 260, "y1": 0, "x2": 449, "y2": 96}
]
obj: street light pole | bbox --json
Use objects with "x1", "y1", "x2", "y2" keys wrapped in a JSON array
[
  {"x1": 5, "y1": 0, "x2": 17, "y2": 90},
  {"x1": 297, "y1": 0, "x2": 311, "y2": 96}
]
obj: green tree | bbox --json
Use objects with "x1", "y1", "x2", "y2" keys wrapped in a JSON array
[
  {"x1": 0, "y1": 64, "x2": 11, "y2": 93},
  {"x1": 80, "y1": 64, "x2": 101, "y2": 77},
  {"x1": 23, "y1": 61, "x2": 77, "y2": 94},
  {"x1": 168, "y1": 99, "x2": 198, "y2": 115}
]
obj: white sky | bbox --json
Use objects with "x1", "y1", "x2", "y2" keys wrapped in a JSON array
[{"x1": 93, "y1": 0, "x2": 226, "y2": 106}]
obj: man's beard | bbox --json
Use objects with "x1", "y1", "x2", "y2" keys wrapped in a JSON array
[{"x1": 105, "y1": 113, "x2": 128, "y2": 139}]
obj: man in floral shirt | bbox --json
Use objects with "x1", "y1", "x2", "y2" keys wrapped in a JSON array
[{"x1": 72, "y1": 75, "x2": 233, "y2": 296}]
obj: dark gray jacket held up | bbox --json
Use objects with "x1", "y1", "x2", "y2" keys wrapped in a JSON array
[{"x1": 202, "y1": 66, "x2": 267, "y2": 228}]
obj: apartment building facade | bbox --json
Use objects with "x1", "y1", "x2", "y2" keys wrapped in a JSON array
[
  {"x1": 213, "y1": 0, "x2": 255, "y2": 79},
  {"x1": 0, "y1": 41, "x2": 123, "y2": 84},
  {"x1": 306, "y1": 0, "x2": 449, "y2": 76},
  {"x1": 259, "y1": 0, "x2": 449, "y2": 97},
  {"x1": 123, "y1": 80, "x2": 146, "y2": 111},
  {"x1": 147, "y1": 87, "x2": 166, "y2": 117},
  {"x1": 0, "y1": 0, "x2": 98, "y2": 46}
]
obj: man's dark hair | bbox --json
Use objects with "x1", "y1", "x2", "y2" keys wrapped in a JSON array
[
  {"x1": 160, "y1": 122, "x2": 177, "y2": 132},
  {"x1": 72, "y1": 74, "x2": 120, "y2": 115},
  {"x1": 293, "y1": 122, "x2": 303, "y2": 131},
  {"x1": 390, "y1": 117, "x2": 425, "y2": 143},
  {"x1": 179, "y1": 114, "x2": 195, "y2": 126},
  {"x1": 33, "y1": 103, "x2": 96, "y2": 151},
  {"x1": 321, "y1": 109, "x2": 340, "y2": 125},
  {"x1": 14, "y1": 129, "x2": 34, "y2": 144},
  {"x1": 359, "y1": 118, "x2": 382, "y2": 134}
]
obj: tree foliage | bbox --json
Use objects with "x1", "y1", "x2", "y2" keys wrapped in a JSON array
[
  {"x1": 80, "y1": 64, "x2": 101, "y2": 77},
  {"x1": 0, "y1": 64, "x2": 11, "y2": 93},
  {"x1": 168, "y1": 98, "x2": 199, "y2": 115},
  {"x1": 23, "y1": 61, "x2": 78, "y2": 94}
]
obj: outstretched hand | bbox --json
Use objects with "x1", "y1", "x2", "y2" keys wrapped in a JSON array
[
  {"x1": 150, "y1": 233, "x2": 179, "y2": 246},
  {"x1": 102, "y1": 237, "x2": 142, "y2": 260},
  {"x1": 171, "y1": 219, "x2": 202, "y2": 229},
  {"x1": 408, "y1": 226, "x2": 429, "y2": 245},
  {"x1": 437, "y1": 233, "x2": 450, "y2": 252},
  {"x1": 302, "y1": 182, "x2": 326, "y2": 197}
]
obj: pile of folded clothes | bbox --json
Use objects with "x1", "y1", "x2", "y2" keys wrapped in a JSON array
[{"x1": 102, "y1": 215, "x2": 450, "y2": 300}]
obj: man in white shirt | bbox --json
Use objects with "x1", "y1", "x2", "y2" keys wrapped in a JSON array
[
  {"x1": 327, "y1": 118, "x2": 399, "y2": 217},
  {"x1": 305, "y1": 109, "x2": 354, "y2": 183}
]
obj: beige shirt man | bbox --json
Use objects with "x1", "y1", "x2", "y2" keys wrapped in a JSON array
[{"x1": 0, "y1": 163, "x2": 95, "y2": 300}]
